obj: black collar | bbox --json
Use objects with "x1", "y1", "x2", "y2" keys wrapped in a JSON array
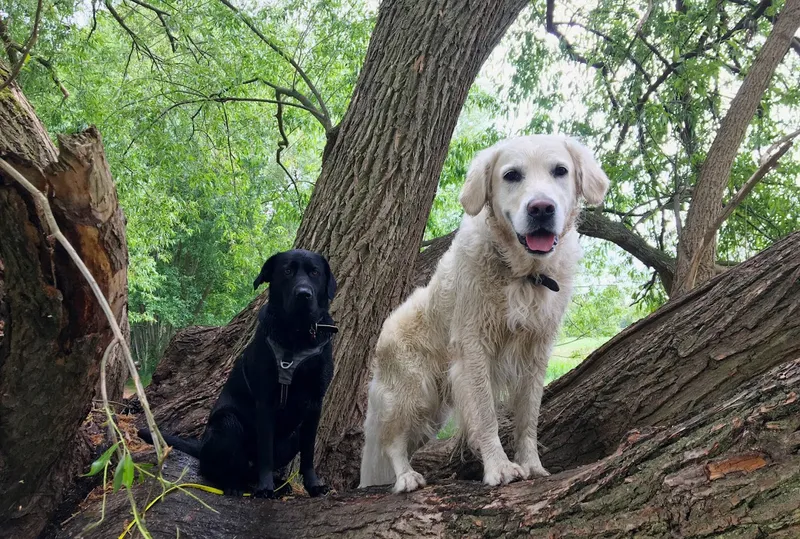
[{"x1": 528, "y1": 273, "x2": 560, "y2": 292}]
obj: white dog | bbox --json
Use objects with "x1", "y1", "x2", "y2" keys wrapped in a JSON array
[{"x1": 359, "y1": 135, "x2": 609, "y2": 493}]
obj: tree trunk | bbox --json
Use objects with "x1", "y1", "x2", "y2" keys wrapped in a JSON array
[
  {"x1": 672, "y1": 0, "x2": 800, "y2": 295},
  {"x1": 0, "y1": 72, "x2": 129, "y2": 539},
  {"x1": 53, "y1": 235, "x2": 800, "y2": 537},
  {"x1": 144, "y1": 0, "x2": 531, "y2": 490}
]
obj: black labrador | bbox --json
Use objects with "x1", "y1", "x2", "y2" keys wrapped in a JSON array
[{"x1": 139, "y1": 249, "x2": 337, "y2": 498}]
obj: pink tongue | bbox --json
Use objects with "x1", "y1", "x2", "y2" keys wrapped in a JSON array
[{"x1": 526, "y1": 233, "x2": 555, "y2": 252}]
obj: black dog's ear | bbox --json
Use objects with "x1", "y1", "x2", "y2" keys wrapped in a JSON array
[
  {"x1": 323, "y1": 257, "x2": 337, "y2": 301},
  {"x1": 253, "y1": 254, "x2": 279, "y2": 291}
]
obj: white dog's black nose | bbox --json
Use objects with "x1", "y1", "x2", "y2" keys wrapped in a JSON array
[{"x1": 527, "y1": 198, "x2": 556, "y2": 217}]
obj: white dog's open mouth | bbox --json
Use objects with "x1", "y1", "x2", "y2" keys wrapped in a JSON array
[{"x1": 517, "y1": 231, "x2": 559, "y2": 254}]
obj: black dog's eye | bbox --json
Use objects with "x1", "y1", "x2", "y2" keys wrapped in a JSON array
[
  {"x1": 310, "y1": 269, "x2": 320, "y2": 277},
  {"x1": 283, "y1": 267, "x2": 292, "y2": 276},
  {"x1": 503, "y1": 169, "x2": 523, "y2": 182},
  {"x1": 553, "y1": 165, "x2": 568, "y2": 177}
]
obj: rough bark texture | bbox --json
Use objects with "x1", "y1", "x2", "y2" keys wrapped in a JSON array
[
  {"x1": 673, "y1": 0, "x2": 800, "y2": 295},
  {"x1": 0, "y1": 73, "x2": 129, "y2": 539},
  {"x1": 144, "y1": 0, "x2": 531, "y2": 491},
  {"x1": 54, "y1": 355, "x2": 800, "y2": 538}
]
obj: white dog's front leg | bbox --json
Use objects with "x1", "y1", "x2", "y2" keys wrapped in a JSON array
[
  {"x1": 449, "y1": 344, "x2": 524, "y2": 487},
  {"x1": 510, "y1": 359, "x2": 550, "y2": 479}
]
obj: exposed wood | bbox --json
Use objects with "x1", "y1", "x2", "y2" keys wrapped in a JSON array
[{"x1": 0, "y1": 70, "x2": 129, "y2": 539}]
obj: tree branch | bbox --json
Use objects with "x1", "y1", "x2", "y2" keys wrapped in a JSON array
[
  {"x1": 686, "y1": 133, "x2": 797, "y2": 285},
  {"x1": 0, "y1": 0, "x2": 43, "y2": 91},
  {"x1": 674, "y1": 0, "x2": 800, "y2": 294},
  {"x1": 274, "y1": 92, "x2": 304, "y2": 209},
  {"x1": 216, "y1": 0, "x2": 332, "y2": 130}
]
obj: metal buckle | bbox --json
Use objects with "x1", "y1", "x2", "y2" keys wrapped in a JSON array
[{"x1": 280, "y1": 360, "x2": 294, "y2": 369}]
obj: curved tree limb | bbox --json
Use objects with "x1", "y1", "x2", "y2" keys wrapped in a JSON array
[{"x1": 686, "y1": 132, "x2": 797, "y2": 285}]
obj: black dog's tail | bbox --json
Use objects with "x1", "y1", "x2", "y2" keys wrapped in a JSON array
[{"x1": 137, "y1": 428, "x2": 201, "y2": 459}]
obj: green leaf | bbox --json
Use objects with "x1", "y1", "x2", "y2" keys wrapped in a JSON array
[
  {"x1": 112, "y1": 454, "x2": 128, "y2": 492},
  {"x1": 83, "y1": 442, "x2": 119, "y2": 477},
  {"x1": 122, "y1": 454, "x2": 135, "y2": 489}
]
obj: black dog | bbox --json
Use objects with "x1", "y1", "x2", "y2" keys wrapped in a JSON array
[{"x1": 139, "y1": 249, "x2": 337, "y2": 498}]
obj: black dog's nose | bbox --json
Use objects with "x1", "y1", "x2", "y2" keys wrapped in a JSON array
[
  {"x1": 295, "y1": 288, "x2": 313, "y2": 301},
  {"x1": 527, "y1": 198, "x2": 556, "y2": 217}
]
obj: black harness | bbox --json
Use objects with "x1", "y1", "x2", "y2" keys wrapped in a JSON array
[{"x1": 254, "y1": 323, "x2": 338, "y2": 409}]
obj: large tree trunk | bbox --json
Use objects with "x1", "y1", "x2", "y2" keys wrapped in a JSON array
[
  {"x1": 54, "y1": 233, "x2": 800, "y2": 539},
  {"x1": 672, "y1": 0, "x2": 800, "y2": 295},
  {"x1": 144, "y1": 0, "x2": 531, "y2": 490},
  {"x1": 0, "y1": 72, "x2": 129, "y2": 539}
]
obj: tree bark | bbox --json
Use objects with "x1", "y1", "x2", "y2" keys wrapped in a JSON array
[
  {"x1": 0, "y1": 72, "x2": 129, "y2": 539},
  {"x1": 144, "y1": 0, "x2": 531, "y2": 490},
  {"x1": 54, "y1": 345, "x2": 800, "y2": 538},
  {"x1": 673, "y1": 0, "x2": 800, "y2": 295}
]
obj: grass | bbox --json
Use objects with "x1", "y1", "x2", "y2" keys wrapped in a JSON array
[
  {"x1": 546, "y1": 336, "x2": 608, "y2": 384},
  {"x1": 437, "y1": 335, "x2": 609, "y2": 439}
]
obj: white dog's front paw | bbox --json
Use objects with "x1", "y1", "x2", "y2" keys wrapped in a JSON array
[
  {"x1": 517, "y1": 459, "x2": 550, "y2": 479},
  {"x1": 393, "y1": 470, "x2": 426, "y2": 493},
  {"x1": 483, "y1": 459, "x2": 525, "y2": 487}
]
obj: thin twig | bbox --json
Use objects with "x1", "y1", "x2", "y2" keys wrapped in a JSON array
[
  {"x1": 275, "y1": 93, "x2": 304, "y2": 208},
  {"x1": 216, "y1": 0, "x2": 332, "y2": 130},
  {"x1": 0, "y1": 0, "x2": 43, "y2": 91}
]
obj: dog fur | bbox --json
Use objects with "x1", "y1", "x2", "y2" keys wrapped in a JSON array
[
  {"x1": 359, "y1": 135, "x2": 609, "y2": 493},
  {"x1": 139, "y1": 249, "x2": 337, "y2": 498}
]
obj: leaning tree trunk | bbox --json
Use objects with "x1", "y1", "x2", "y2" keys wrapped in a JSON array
[
  {"x1": 144, "y1": 0, "x2": 531, "y2": 489},
  {"x1": 0, "y1": 72, "x2": 129, "y2": 539},
  {"x1": 55, "y1": 233, "x2": 800, "y2": 539},
  {"x1": 673, "y1": 0, "x2": 800, "y2": 295}
]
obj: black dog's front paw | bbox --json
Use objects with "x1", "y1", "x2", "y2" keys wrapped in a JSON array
[
  {"x1": 305, "y1": 484, "x2": 330, "y2": 497},
  {"x1": 253, "y1": 488, "x2": 276, "y2": 499},
  {"x1": 223, "y1": 488, "x2": 246, "y2": 497}
]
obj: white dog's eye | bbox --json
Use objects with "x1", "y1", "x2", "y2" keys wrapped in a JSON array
[
  {"x1": 503, "y1": 169, "x2": 523, "y2": 182},
  {"x1": 553, "y1": 165, "x2": 568, "y2": 177}
]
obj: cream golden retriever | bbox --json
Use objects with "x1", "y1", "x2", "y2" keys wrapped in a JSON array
[{"x1": 359, "y1": 135, "x2": 609, "y2": 493}]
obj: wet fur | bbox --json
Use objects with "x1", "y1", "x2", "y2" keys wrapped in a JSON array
[{"x1": 359, "y1": 135, "x2": 609, "y2": 492}]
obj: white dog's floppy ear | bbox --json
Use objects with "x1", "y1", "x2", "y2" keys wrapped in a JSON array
[
  {"x1": 565, "y1": 138, "x2": 610, "y2": 206},
  {"x1": 459, "y1": 147, "x2": 496, "y2": 216}
]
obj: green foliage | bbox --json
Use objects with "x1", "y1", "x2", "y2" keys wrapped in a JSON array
[
  {"x1": 83, "y1": 442, "x2": 120, "y2": 477},
  {"x1": 13, "y1": 0, "x2": 373, "y2": 333},
  {"x1": 503, "y1": 0, "x2": 800, "y2": 296},
  {"x1": 7, "y1": 0, "x2": 798, "y2": 379}
]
